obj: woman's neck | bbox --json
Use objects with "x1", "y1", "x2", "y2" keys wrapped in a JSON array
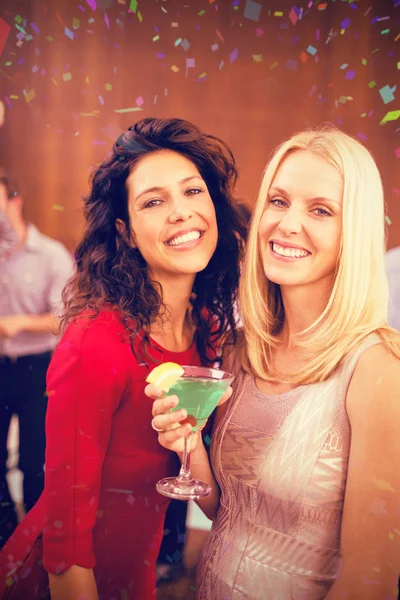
[
  {"x1": 278, "y1": 281, "x2": 331, "y2": 350},
  {"x1": 149, "y1": 274, "x2": 196, "y2": 353}
]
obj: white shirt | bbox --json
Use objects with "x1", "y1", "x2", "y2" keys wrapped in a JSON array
[{"x1": 385, "y1": 246, "x2": 400, "y2": 331}]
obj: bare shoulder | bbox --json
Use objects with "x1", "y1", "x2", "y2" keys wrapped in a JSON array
[{"x1": 347, "y1": 342, "x2": 400, "y2": 423}]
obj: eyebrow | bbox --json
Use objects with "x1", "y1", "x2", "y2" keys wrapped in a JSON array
[
  {"x1": 269, "y1": 185, "x2": 341, "y2": 206},
  {"x1": 134, "y1": 175, "x2": 203, "y2": 203}
]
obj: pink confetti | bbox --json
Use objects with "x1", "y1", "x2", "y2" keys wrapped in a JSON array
[
  {"x1": 86, "y1": 0, "x2": 97, "y2": 10},
  {"x1": 289, "y1": 8, "x2": 298, "y2": 26}
]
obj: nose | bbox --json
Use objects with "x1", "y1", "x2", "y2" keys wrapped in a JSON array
[
  {"x1": 277, "y1": 206, "x2": 303, "y2": 236},
  {"x1": 168, "y1": 197, "x2": 192, "y2": 223}
]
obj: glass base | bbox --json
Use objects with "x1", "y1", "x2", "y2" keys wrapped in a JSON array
[{"x1": 156, "y1": 476, "x2": 211, "y2": 501}]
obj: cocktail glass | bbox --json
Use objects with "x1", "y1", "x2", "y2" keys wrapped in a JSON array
[{"x1": 156, "y1": 365, "x2": 234, "y2": 501}]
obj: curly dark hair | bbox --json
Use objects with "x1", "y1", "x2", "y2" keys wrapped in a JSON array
[{"x1": 62, "y1": 117, "x2": 247, "y2": 366}]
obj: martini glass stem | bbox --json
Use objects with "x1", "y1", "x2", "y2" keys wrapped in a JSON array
[{"x1": 177, "y1": 432, "x2": 194, "y2": 483}]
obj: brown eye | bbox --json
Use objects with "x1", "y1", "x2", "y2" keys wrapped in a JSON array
[{"x1": 143, "y1": 199, "x2": 162, "y2": 209}]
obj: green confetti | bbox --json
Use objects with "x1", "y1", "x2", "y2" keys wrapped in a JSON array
[
  {"x1": 380, "y1": 110, "x2": 400, "y2": 125},
  {"x1": 198, "y1": 10, "x2": 206, "y2": 16},
  {"x1": 385, "y1": 216, "x2": 392, "y2": 225},
  {"x1": 129, "y1": 0, "x2": 137, "y2": 13},
  {"x1": 368, "y1": 80, "x2": 376, "y2": 88},
  {"x1": 15, "y1": 15, "x2": 23, "y2": 24}
]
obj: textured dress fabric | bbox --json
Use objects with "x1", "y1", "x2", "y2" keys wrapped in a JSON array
[
  {"x1": 0, "y1": 310, "x2": 201, "y2": 600},
  {"x1": 196, "y1": 335, "x2": 381, "y2": 600}
]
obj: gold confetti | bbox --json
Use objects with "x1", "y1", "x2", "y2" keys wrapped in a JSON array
[{"x1": 373, "y1": 479, "x2": 395, "y2": 492}]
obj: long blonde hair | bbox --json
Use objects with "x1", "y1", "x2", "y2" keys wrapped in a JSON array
[{"x1": 239, "y1": 125, "x2": 400, "y2": 384}]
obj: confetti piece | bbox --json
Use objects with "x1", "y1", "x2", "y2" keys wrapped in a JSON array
[
  {"x1": 289, "y1": 8, "x2": 298, "y2": 26},
  {"x1": 244, "y1": 0, "x2": 262, "y2": 22},
  {"x1": 64, "y1": 27, "x2": 74, "y2": 40},
  {"x1": 380, "y1": 110, "x2": 400, "y2": 125},
  {"x1": 24, "y1": 89, "x2": 35, "y2": 103},
  {"x1": 170, "y1": 65, "x2": 179, "y2": 72},
  {"x1": 252, "y1": 54, "x2": 263, "y2": 62},
  {"x1": 0, "y1": 18, "x2": 11, "y2": 58},
  {"x1": 373, "y1": 478, "x2": 395, "y2": 491},
  {"x1": 389, "y1": 531, "x2": 395, "y2": 541},
  {"x1": 63, "y1": 72, "x2": 72, "y2": 81},
  {"x1": 379, "y1": 85, "x2": 395, "y2": 104},
  {"x1": 52, "y1": 204, "x2": 64, "y2": 211},
  {"x1": 395, "y1": 148, "x2": 400, "y2": 159},
  {"x1": 368, "y1": 80, "x2": 377, "y2": 88},
  {"x1": 113, "y1": 107, "x2": 143, "y2": 113},
  {"x1": 86, "y1": 0, "x2": 97, "y2": 9},
  {"x1": 386, "y1": 216, "x2": 392, "y2": 225},
  {"x1": 136, "y1": 95, "x2": 144, "y2": 106},
  {"x1": 181, "y1": 38, "x2": 190, "y2": 51},
  {"x1": 105, "y1": 83, "x2": 112, "y2": 91},
  {"x1": 307, "y1": 45, "x2": 317, "y2": 56},
  {"x1": 129, "y1": 0, "x2": 137, "y2": 13}
]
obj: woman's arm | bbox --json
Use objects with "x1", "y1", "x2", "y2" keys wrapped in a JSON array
[
  {"x1": 49, "y1": 566, "x2": 98, "y2": 600},
  {"x1": 43, "y1": 316, "x2": 129, "y2": 597},
  {"x1": 326, "y1": 344, "x2": 400, "y2": 600}
]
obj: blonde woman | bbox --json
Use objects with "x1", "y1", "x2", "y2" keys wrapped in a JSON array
[{"x1": 149, "y1": 126, "x2": 400, "y2": 600}]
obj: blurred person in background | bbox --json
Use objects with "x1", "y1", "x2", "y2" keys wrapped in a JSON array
[
  {"x1": 0, "y1": 170, "x2": 74, "y2": 548},
  {"x1": 386, "y1": 246, "x2": 400, "y2": 331}
]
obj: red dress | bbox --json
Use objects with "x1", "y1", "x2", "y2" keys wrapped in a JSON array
[{"x1": 0, "y1": 310, "x2": 201, "y2": 599}]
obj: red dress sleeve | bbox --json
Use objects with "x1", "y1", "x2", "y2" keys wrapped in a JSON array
[{"x1": 42, "y1": 313, "x2": 130, "y2": 573}]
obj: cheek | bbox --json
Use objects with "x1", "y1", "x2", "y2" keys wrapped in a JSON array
[{"x1": 258, "y1": 211, "x2": 276, "y2": 240}]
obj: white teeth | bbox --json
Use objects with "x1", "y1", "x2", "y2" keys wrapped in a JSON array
[
  {"x1": 272, "y1": 243, "x2": 308, "y2": 258},
  {"x1": 168, "y1": 231, "x2": 201, "y2": 246}
]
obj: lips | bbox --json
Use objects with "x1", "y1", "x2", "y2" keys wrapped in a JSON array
[{"x1": 270, "y1": 239, "x2": 310, "y2": 253}]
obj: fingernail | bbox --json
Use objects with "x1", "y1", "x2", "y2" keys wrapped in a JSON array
[
  {"x1": 186, "y1": 424, "x2": 192, "y2": 432},
  {"x1": 180, "y1": 409, "x2": 187, "y2": 419}
]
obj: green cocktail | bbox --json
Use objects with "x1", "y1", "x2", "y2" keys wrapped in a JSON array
[
  {"x1": 156, "y1": 365, "x2": 234, "y2": 501},
  {"x1": 168, "y1": 376, "x2": 230, "y2": 431}
]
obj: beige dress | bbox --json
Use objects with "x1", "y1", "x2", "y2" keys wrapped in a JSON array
[{"x1": 196, "y1": 335, "x2": 380, "y2": 600}]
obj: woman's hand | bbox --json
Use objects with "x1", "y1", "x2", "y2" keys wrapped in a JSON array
[{"x1": 145, "y1": 384, "x2": 233, "y2": 454}]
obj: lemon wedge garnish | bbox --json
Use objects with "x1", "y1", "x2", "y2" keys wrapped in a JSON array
[{"x1": 146, "y1": 362, "x2": 184, "y2": 393}]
